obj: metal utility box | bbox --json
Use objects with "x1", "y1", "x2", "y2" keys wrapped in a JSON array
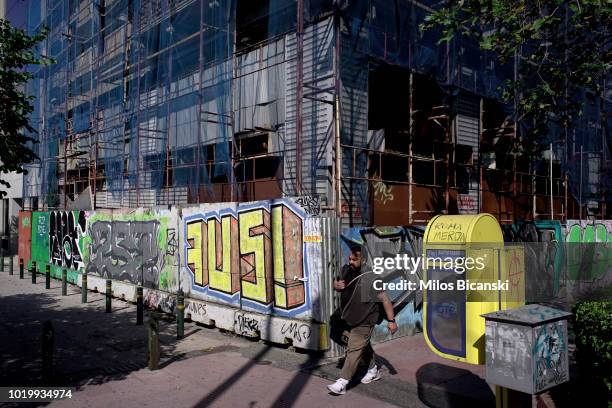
[{"x1": 482, "y1": 304, "x2": 572, "y2": 394}]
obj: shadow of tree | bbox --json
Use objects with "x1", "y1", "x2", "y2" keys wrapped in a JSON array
[{"x1": 0, "y1": 289, "x2": 181, "y2": 390}]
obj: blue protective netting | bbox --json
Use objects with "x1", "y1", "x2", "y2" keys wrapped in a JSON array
[{"x1": 16, "y1": 0, "x2": 610, "y2": 211}]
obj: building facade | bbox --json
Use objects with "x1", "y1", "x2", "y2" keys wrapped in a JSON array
[
  {"x1": 5, "y1": 0, "x2": 611, "y2": 227},
  {"x1": 3, "y1": 0, "x2": 610, "y2": 351},
  {"x1": 0, "y1": 0, "x2": 27, "y2": 254}
]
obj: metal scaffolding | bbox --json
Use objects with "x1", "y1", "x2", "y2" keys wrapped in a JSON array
[{"x1": 18, "y1": 0, "x2": 610, "y2": 224}]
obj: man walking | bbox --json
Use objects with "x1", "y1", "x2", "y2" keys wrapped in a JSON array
[{"x1": 327, "y1": 245, "x2": 398, "y2": 395}]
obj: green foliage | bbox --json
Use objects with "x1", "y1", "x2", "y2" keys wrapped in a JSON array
[
  {"x1": 572, "y1": 301, "x2": 612, "y2": 399},
  {"x1": 0, "y1": 19, "x2": 53, "y2": 197},
  {"x1": 421, "y1": 1, "x2": 611, "y2": 157}
]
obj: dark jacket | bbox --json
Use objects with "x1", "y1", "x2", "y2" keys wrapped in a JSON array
[{"x1": 338, "y1": 264, "x2": 382, "y2": 327}]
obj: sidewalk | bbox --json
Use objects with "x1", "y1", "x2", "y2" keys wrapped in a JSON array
[{"x1": 0, "y1": 256, "x2": 574, "y2": 407}]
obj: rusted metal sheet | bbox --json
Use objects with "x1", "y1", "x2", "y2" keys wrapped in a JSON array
[
  {"x1": 251, "y1": 179, "x2": 282, "y2": 201},
  {"x1": 411, "y1": 185, "x2": 440, "y2": 224},
  {"x1": 372, "y1": 182, "x2": 409, "y2": 225}
]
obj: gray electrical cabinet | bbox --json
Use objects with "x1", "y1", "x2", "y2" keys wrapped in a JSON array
[{"x1": 482, "y1": 304, "x2": 572, "y2": 394}]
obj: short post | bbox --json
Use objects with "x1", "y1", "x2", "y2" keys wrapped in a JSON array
[
  {"x1": 31, "y1": 261, "x2": 37, "y2": 284},
  {"x1": 136, "y1": 286, "x2": 143, "y2": 325},
  {"x1": 105, "y1": 279, "x2": 112, "y2": 313},
  {"x1": 148, "y1": 313, "x2": 160, "y2": 370},
  {"x1": 176, "y1": 289, "x2": 184, "y2": 339},
  {"x1": 45, "y1": 264, "x2": 51, "y2": 289},
  {"x1": 9, "y1": 254, "x2": 14, "y2": 275},
  {"x1": 61, "y1": 269, "x2": 67, "y2": 296},
  {"x1": 1, "y1": 249, "x2": 4, "y2": 272},
  {"x1": 41, "y1": 321, "x2": 55, "y2": 384},
  {"x1": 19, "y1": 258, "x2": 24, "y2": 279},
  {"x1": 81, "y1": 273, "x2": 88, "y2": 303}
]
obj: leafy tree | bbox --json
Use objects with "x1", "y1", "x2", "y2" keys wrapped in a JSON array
[
  {"x1": 0, "y1": 19, "x2": 52, "y2": 198},
  {"x1": 422, "y1": 0, "x2": 611, "y2": 158}
]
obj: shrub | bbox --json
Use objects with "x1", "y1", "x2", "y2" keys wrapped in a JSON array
[{"x1": 572, "y1": 301, "x2": 612, "y2": 402}]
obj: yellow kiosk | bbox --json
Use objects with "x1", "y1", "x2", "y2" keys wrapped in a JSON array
[{"x1": 422, "y1": 214, "x2": 524, "y2": 365}]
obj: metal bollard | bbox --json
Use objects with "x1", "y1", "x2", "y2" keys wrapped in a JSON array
[
  {"x1": 81, "y1": 273, "x2": 87, "y2": 303},
  {"x1": 19, "y1": 259, "x2": 24, "y2": 279},
  {"x1": 136, "y1": 287, "x2": 143, "y2": 325},
  {"x1": 176, "y1": 289, "x2": 184, "y2": 339},
  {"x1": 31, "y1": 261, "x2": 37, "y2": 284},
  {"x1": 41, "y1": 321, "x2": 55, "y2": 384},
  {"x1": 1, "y1": 249, "x2": 4, "y2": 272},
  {"x1": 148, "y1": 313, "x2": 160, "y2": 370},
  {"x1": 61, "y1": 269, "x2": 67, "y2": 296},
  {"x1": 45, "y1": 264, "x2": 51, "y2": 289},
  {"x1": 105, "y1": 280, "x2": 112, "y2": 313},
  {"x1": 9, "y1": 255, "x2": 13, "y2": 275}
]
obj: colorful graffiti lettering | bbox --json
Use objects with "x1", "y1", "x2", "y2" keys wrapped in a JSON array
[
  {"x1": 17, "y1": 200, "x2": 324, "y2": 349},
  {"x1": 87, "y1": 220, "x2": 164, "y2": 288},
  {"x1": 49, "y1": 211, "x2": 87, "y2": 270},
  {"x1": 566, "y1": 221, "x2": 612, "y2": 281},
  {"x1": 184, "y1": 202, "x2": 306, "y2": 315}
]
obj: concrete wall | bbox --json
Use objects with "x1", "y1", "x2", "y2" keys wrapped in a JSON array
[
  {"x1": 20, "y1": 198, "x2": 610, "y2": 351},
  {"x1": 20, "y1": 198, "x2": 330, "y2": 350}
]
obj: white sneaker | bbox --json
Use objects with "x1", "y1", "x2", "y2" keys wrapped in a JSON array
[
  {"x1": 327, "y1": 378, "x2": 349, "y2": 395},
  {"x1": 361, "y1": 366, "x2": 381, "y2": 384}
]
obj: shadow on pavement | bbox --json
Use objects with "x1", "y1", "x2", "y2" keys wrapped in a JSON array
[
  {"x1": 416, "y1": 362, "x2": 495, "y2": 408},
  {"x1": 0, "y1": 290, "x2": 180, "y2": 391}
]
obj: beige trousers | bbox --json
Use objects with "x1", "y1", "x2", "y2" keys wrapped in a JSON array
[{"x1": 340, "y1": 325, "x2": 376, "y2": 380}]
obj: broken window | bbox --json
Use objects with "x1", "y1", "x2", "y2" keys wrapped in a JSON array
[
  {"x1": 236, "y1": 132, "x2": 269, "y2": 156},
  {"x1": 236, "y1": 0, "x2": 296, "y2": 51},
  {"x1": 234, "y1": 132, "x2": 282, "y2": 182},
  {"x1": 368, "y1": 64, "x2": 410, "y2": 130}
]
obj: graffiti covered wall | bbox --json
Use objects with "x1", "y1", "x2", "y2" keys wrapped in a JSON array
[
  {"x1": 20, "y1": 198, "x2": 327, "y2": 350},
  {"x1": 84, "y1": 208, "x2": 178, "y2": 291},
  {"x1": 340, "y1": 226, "x2": 424, "y2": 343},
  {"x1": 502, "y1": 220, "x2": 612, "y2": 301},
  {"x1": 28, "y1": 209, "x2": 178, "y2": 289},
  {"x1": 565, "y1": 220, "x2": 612, "y2": 297},
  {"x1": 30, "y1": 211, "x2": 86, "y2": 283},
  {"x1": 181, "y1": 200, "x2": 322, "y2": 320}
]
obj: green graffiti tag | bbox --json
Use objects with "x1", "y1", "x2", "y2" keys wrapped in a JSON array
[{"x1": 566, "y1": 223, "x2": 612, "y2": 280}]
